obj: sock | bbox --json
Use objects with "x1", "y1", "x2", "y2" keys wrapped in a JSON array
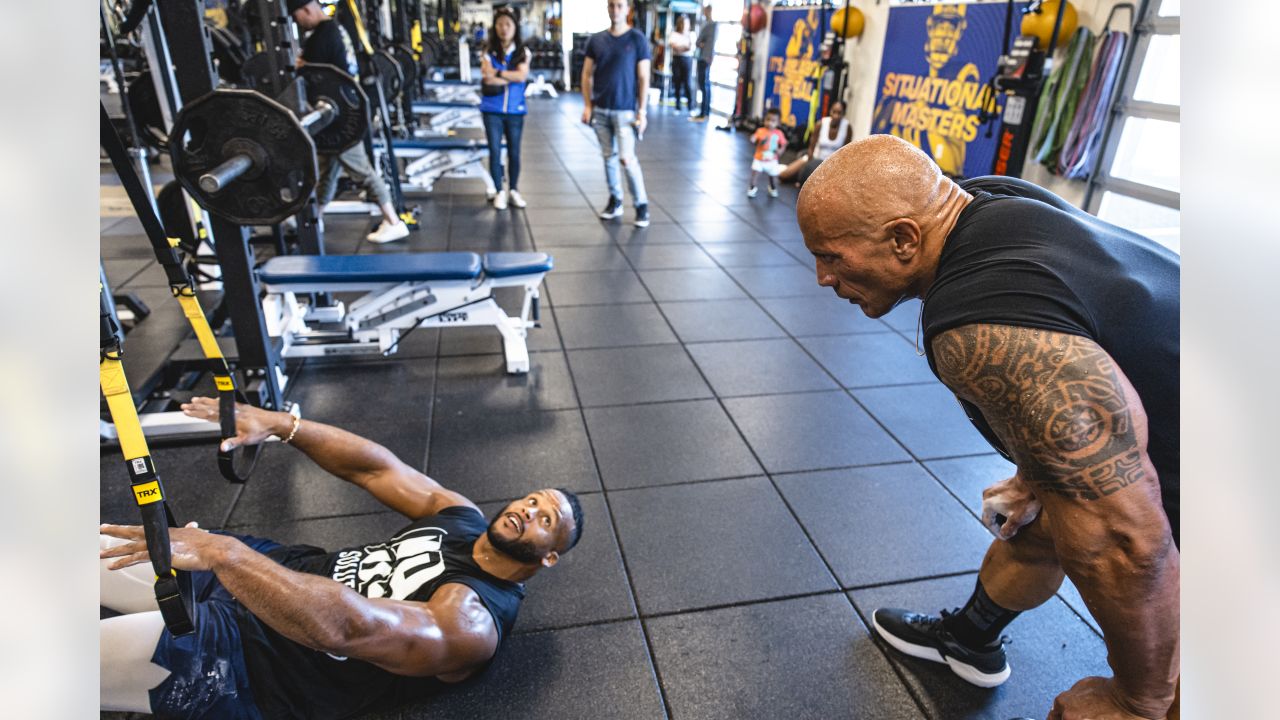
[{"x1": 943, "y1": 578, "x2": 1020, "y2": 649}]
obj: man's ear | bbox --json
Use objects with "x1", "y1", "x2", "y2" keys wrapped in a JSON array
[
  {"x1": 540, "y1": 550, "x2": 560, "y2": 569},
  {"x1": 889, "y1": 218, "x2": 923, "y2": 259}
]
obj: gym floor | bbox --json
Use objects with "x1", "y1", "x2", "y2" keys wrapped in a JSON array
[{"x1": 101, "y1": 95, "x2": 1109, "y2": 719}]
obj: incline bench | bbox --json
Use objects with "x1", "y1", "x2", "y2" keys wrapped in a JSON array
[{"x1": 259, "y1": 251, "x2": 552, "y2": 374}]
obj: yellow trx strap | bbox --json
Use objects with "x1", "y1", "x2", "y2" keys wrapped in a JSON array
[
  {"x1": 410, "y1": 20, "x2": 423, "y2": 56},
  {"x1": 343, "y1": 0, "x2": 374, "y2": 56}
]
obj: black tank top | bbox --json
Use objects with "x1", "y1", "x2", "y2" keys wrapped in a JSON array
[
  {"x1": 922, "y1": 177, "x2": 1179, "y2": 529},
  {"x1": 235, "y1": 506, "x2": 525, "y2": 719}
]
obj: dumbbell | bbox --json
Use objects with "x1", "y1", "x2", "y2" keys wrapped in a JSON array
[{"x1": 168, "y1": 64, "x2": 369, "y2": 225}]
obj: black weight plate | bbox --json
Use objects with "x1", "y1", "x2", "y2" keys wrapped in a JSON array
[
  {"x1": 169, "y1": 89, "x2": 316, "y2": 226},
  {"x1": 371, "y1": 50, "x2": 403, "y2": 103},
  {"x1": 392, "y1": 44, "x2": 418, "y2": 89},
  {"x1": 297, "y1": 63, "x2": 369, "y2": 154},
  {"x1": 239, "y1": 51, "x2": 275, "y2": 92}
]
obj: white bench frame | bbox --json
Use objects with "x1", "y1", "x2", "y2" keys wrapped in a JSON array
[{"x1": 261, "y1": 268, "x2": 547, "y2": 374}]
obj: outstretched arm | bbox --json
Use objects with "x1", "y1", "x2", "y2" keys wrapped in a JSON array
[
  {"x1": 931, "y1": 324, "x2": 1178, "y2": 719},
  {"x1": 101, "y1": 526, "x2": 497, "y2": 677},
  {"x1": 181, "y1": 398, "x2": 475, "y2": 519}
]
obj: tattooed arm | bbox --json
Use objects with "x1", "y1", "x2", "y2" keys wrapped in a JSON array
[{"x1": 932, "y1": 324, "x2": 1178, "y2": 719}]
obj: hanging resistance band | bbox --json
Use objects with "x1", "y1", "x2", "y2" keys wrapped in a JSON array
[
  {"x1": 100, "y1": 103, "x2": 263, "y2": 483},
  {"x1": 100, "y1": 285, "x2": 194, "y2": 636},
  {"x1": 1027, "y1": 27, "x2": 1096, "y2": 170},
  {"x1": 1057, "y1": 29, "x2": 1128, "y2": 179}
]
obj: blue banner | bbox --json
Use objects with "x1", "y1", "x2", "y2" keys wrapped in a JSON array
[
  {"x1": 763, "y1": 7, "x2": 832, "y2": 130},
  {"x1": 871, "y1": 2, "x2": 1024, "y2": 178}
]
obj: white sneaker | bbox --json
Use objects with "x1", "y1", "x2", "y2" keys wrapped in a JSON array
[
  {"x1": 747, "y1": 186, "x2": 758, "y2": 198},
  {"x1": 486, "y1": 189, "x2": 497, "y2": 201},
  {"x1": 507, "y1": 189, "x2": 527, "y2": 208},
  {"x1": 493, "y1": 190, "x2": 508, "y2": 210},
  {"x1": 768, "y1": 186, "x2": 779, "y2": 198},
  {"x1": 366, "y1": 220, "x2": 410, "y2": 244}
]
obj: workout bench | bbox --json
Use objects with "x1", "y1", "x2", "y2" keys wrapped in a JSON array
[
  {"x1": 259, "y1": 251, "x2": 552, "y2": 374},
  {"x1": 375, "y1": 137, "x2": 497, "y2": 194}
]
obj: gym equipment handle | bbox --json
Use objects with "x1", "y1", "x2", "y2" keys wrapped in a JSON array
[
  {"x1": 299, "y1": 100, "x2": 336, "y2": 132},
  {"x1": 198, "y1": 154, "x2": 253, "y2": 193}
]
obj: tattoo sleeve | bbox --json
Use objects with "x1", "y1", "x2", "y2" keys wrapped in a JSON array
[{"x1": 931, "y1": 324, "x2": 1150, "y2": 499}]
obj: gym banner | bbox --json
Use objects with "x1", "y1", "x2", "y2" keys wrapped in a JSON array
[
  {"x1": 763, "y1": 6, "x2": 832, "y2": 129},
  {"x1": 871, "y1": 2, "x2": 1025, "y2": 178}
]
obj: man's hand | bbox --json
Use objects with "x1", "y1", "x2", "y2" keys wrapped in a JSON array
[
  {"x1": 180, "y1": 396, "x2": 292, "y2": 451},
  {"x1": 581, "y1": 107, "x2": 592, "y2": 124},
  {"x1": 1050, "y1": 677, "x2": 1161, "y2": 720},
  {"x1": 634, "y1": 111, "x2": 647, "y2": 136},
  {"x1": 982, "y1": 472, "x2": 1042, "y2": 540},
  {"x1": 100, "y1": 523, "x2": 232, "y2": 573}
]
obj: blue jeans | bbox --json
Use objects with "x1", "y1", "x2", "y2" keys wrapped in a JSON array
[
  {"x1": 482, "y1": 112, "x2": 525, "y2": 191},
  {"x1": 696, "y1": 59, "x2": 712, "y2": 116},
  {"x1": 672, "y1": 55, "x2": 694, "y2": 110},
  {"x1": 589, "y1": 108, "x2": 648, "y2": 206}
]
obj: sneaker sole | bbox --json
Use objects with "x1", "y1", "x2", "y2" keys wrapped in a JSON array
[
  {"x1": 871, "y1": 616, "x2": 1010, "y2": 688},
  {"x1": 634, "y1": 219, "x2": 650, "y2": 227},
  {"x1": 599, "y1": 211, "x2": 624, "y2": 220}
]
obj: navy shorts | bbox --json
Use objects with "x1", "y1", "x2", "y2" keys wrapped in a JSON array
[{"x1": 147, "y1": 532, "x2": 279, "y2": 720}]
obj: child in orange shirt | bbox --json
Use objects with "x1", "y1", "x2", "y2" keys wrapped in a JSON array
[{"x1": 748, "y1": 108, "x2": 787, "y2": 198}]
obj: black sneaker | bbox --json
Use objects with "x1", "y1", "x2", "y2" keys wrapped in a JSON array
[
  {"x1": 599, "y1": 196, "x2": 624, "y2": 220},
  {"x1": 634, "y1": 204, "x2": 651, "y2": 228},
  {"x1": 871, "y1": 608, "x2": 1011, "y2": 688}
]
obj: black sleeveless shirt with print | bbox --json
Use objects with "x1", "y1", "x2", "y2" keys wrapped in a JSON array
[{"x1": 235, "y1": 506, "x2": 525, "y2": 719}]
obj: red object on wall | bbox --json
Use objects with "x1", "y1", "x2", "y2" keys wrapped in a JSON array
[{"x1": 742, "y1": 4, "x2": 767, "y2": 34}]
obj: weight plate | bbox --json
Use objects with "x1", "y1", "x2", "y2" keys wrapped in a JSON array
[
  {"x1": 371, "y1": 49, "x2": 404, "y2": 103},
  {"x1": 297, "y1": 63, "x2": 370, "y2": 154},
  {"x1": 392, "y1": 44, "x2": 418, "y2": 91},
  {"x1": 169, "y1": 89, "x2": 316, "y2": 226}
]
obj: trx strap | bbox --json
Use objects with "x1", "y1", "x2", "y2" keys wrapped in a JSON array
[
  {"x1": 100, "y1": 284, "x2": 194, "y2": 636},
  {"x1": 344, "y1": 0, "x2": 375, "y2": 56},
  {"x1": 100, "y1": 104, "x2": 263, "y2": 483}
]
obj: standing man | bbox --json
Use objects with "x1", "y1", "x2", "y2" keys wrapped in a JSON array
[
  {"x1": 290, "y1": 0, "x2": 410, "y2": 244},
  {"x1": 581, "y1": 0, "x2": 652, "y2": 227},
  {"x1": 797, "y1": 135, "x2": 1179, "y2": 719},
  {"x1": 690, "y1": 3, "x2": 717, "y2": 122}
]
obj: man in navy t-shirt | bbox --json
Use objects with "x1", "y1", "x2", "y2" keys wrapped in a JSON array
[
  {"x1": 581, "y1": 0, "x2": 652, "y2": 227},
  {"x1": 797, "y1": 135, "x2": 1180, "y2": 720},
  {"x1": 100, "y1": 398, "x2": 585, "y2": 718}
]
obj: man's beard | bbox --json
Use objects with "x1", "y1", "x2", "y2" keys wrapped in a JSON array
[{"x1": 487, "y1": 509, "x2": 544, "y2": 564}]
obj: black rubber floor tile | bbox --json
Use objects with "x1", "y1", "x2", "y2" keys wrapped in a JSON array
[
  {"x1": 544, "y1": 269, "x2": 651, "y2": 306},
  {"x1": 537, "y1": 245, "x2": 630, "y2": 272},
  {"x1": 100, "y1": 445, "x2": 242, "y2": 527},
  {"x1": 102, "y1": 258, "x2": 151, "y2": 288},
  {"x1": 554, "y1": 303, "x2": 677, "y2": 349},
  {"x1": 584, "y1": 400, "x2": 762, "y2": 489},
  {"x1": 436, "y1": 305, "x2": 561, "y2": 357},
  {"x1": 850, "y1": 574, "x2": 1110, "y2": 720},
  {"x1": 531, "y1": 223, "x2": 618, "y2": 247},
  {"x1": 759, "y1": 295, "x2": 894, "y2": 336},
  {"x1": 647, "y1": 594, "x2": 925, "y2": 720},
  {"x1": 698, "y1": 240, "x2": 804, "y2": 267},
  {"x1": 400, "y1": 621, "x2": 665, "y2": 720},
  {"x1": 510, "y1": 194, "x2": 592, "y2": 209},
  {"x1": 434, "y1": 352, "x2": 577, "y2": 413},
  {"x1": 226, "y1": 510, "x2": 405, "y2": 546},
  {"x1": 724, "y1": 391, "x2": 910, "y2": 473},
  {"x1": 854, "y1": 384, "x2": 994, "y2": 460},
  {"x1": 566, "y1": 344, "x2": 711, "y2": 406},
  {"x1": 286, "y1": 358, "x2": 434, "y2": 426},
  {"x1": 725, "y1": 265, "x2": 829, "y2": 298},
  {"x1": 776, "y1": 464, "x2": 993, "y2": 586},
  {"x1": 646, "y1": 188, "x2": 712, "y2": 207},
  {"x1": 609, "y1": 222, "x2": 698, "y2": 245},
  {"x1": 637, "y1": 268, "x2": 746, "y2": 301},
  {"x1": 523, "y1": 206, "x2": 608, "y2": 226},
  {"x1": 427, "y1": 409, "x2": 600, "y2": 502},
  {"x1": 610, "y1": 478, "x2": 835, "y2": 613},
  {"x1": 620, "y1": 243, "x2": 717, "y2": 269},
  {"x1": 662, "y1": 203, "x2": 743, "y2": 224},
  {"x1": 659, "y1": 298, "x2": 787, "y2": 343},
  {"x1": 687, "y1": 338, "x2": 838, "y2": 397},
  {"x1": 923, "y1": 454, "x2": 1017, "y2": 518},
  {"x1": 799, "y1": 332, "x2": 938, "y2": 388},
  {"x1": 478, "y1": 494, "x2": 637, "y2": 633},
  {"x1": 678, "y1": 220, "x2": 770, "y2": 243}
]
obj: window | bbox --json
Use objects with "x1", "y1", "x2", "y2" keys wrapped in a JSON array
[
  {"x1": 707, "y1": 0, "x2": 742, "y2": 116},
  {"x1": 1086, "y1": 0, "x2": 1180, "y2": 253}
]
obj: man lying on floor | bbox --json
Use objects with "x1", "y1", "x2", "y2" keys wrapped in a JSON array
[{"x1": 100, "y1": 397, "x2": 584, "y2": 719}]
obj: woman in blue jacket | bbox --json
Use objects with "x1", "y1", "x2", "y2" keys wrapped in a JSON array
[{"x1": 480, "y1": 7, "x2": 531, "y2": 210}]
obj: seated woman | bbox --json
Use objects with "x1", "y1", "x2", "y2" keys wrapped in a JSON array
[{"x1": 779, "y1": 101, "x2": 851, "y2": 187}]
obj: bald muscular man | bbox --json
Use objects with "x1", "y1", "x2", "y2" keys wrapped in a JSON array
[{"x1": 797, "y1": 135, "x2": 1179, "y2": 720}]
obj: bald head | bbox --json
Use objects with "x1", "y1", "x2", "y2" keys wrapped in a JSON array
[{"x1": 797, "y1": 134, "x2": 950, "y2": 243}]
